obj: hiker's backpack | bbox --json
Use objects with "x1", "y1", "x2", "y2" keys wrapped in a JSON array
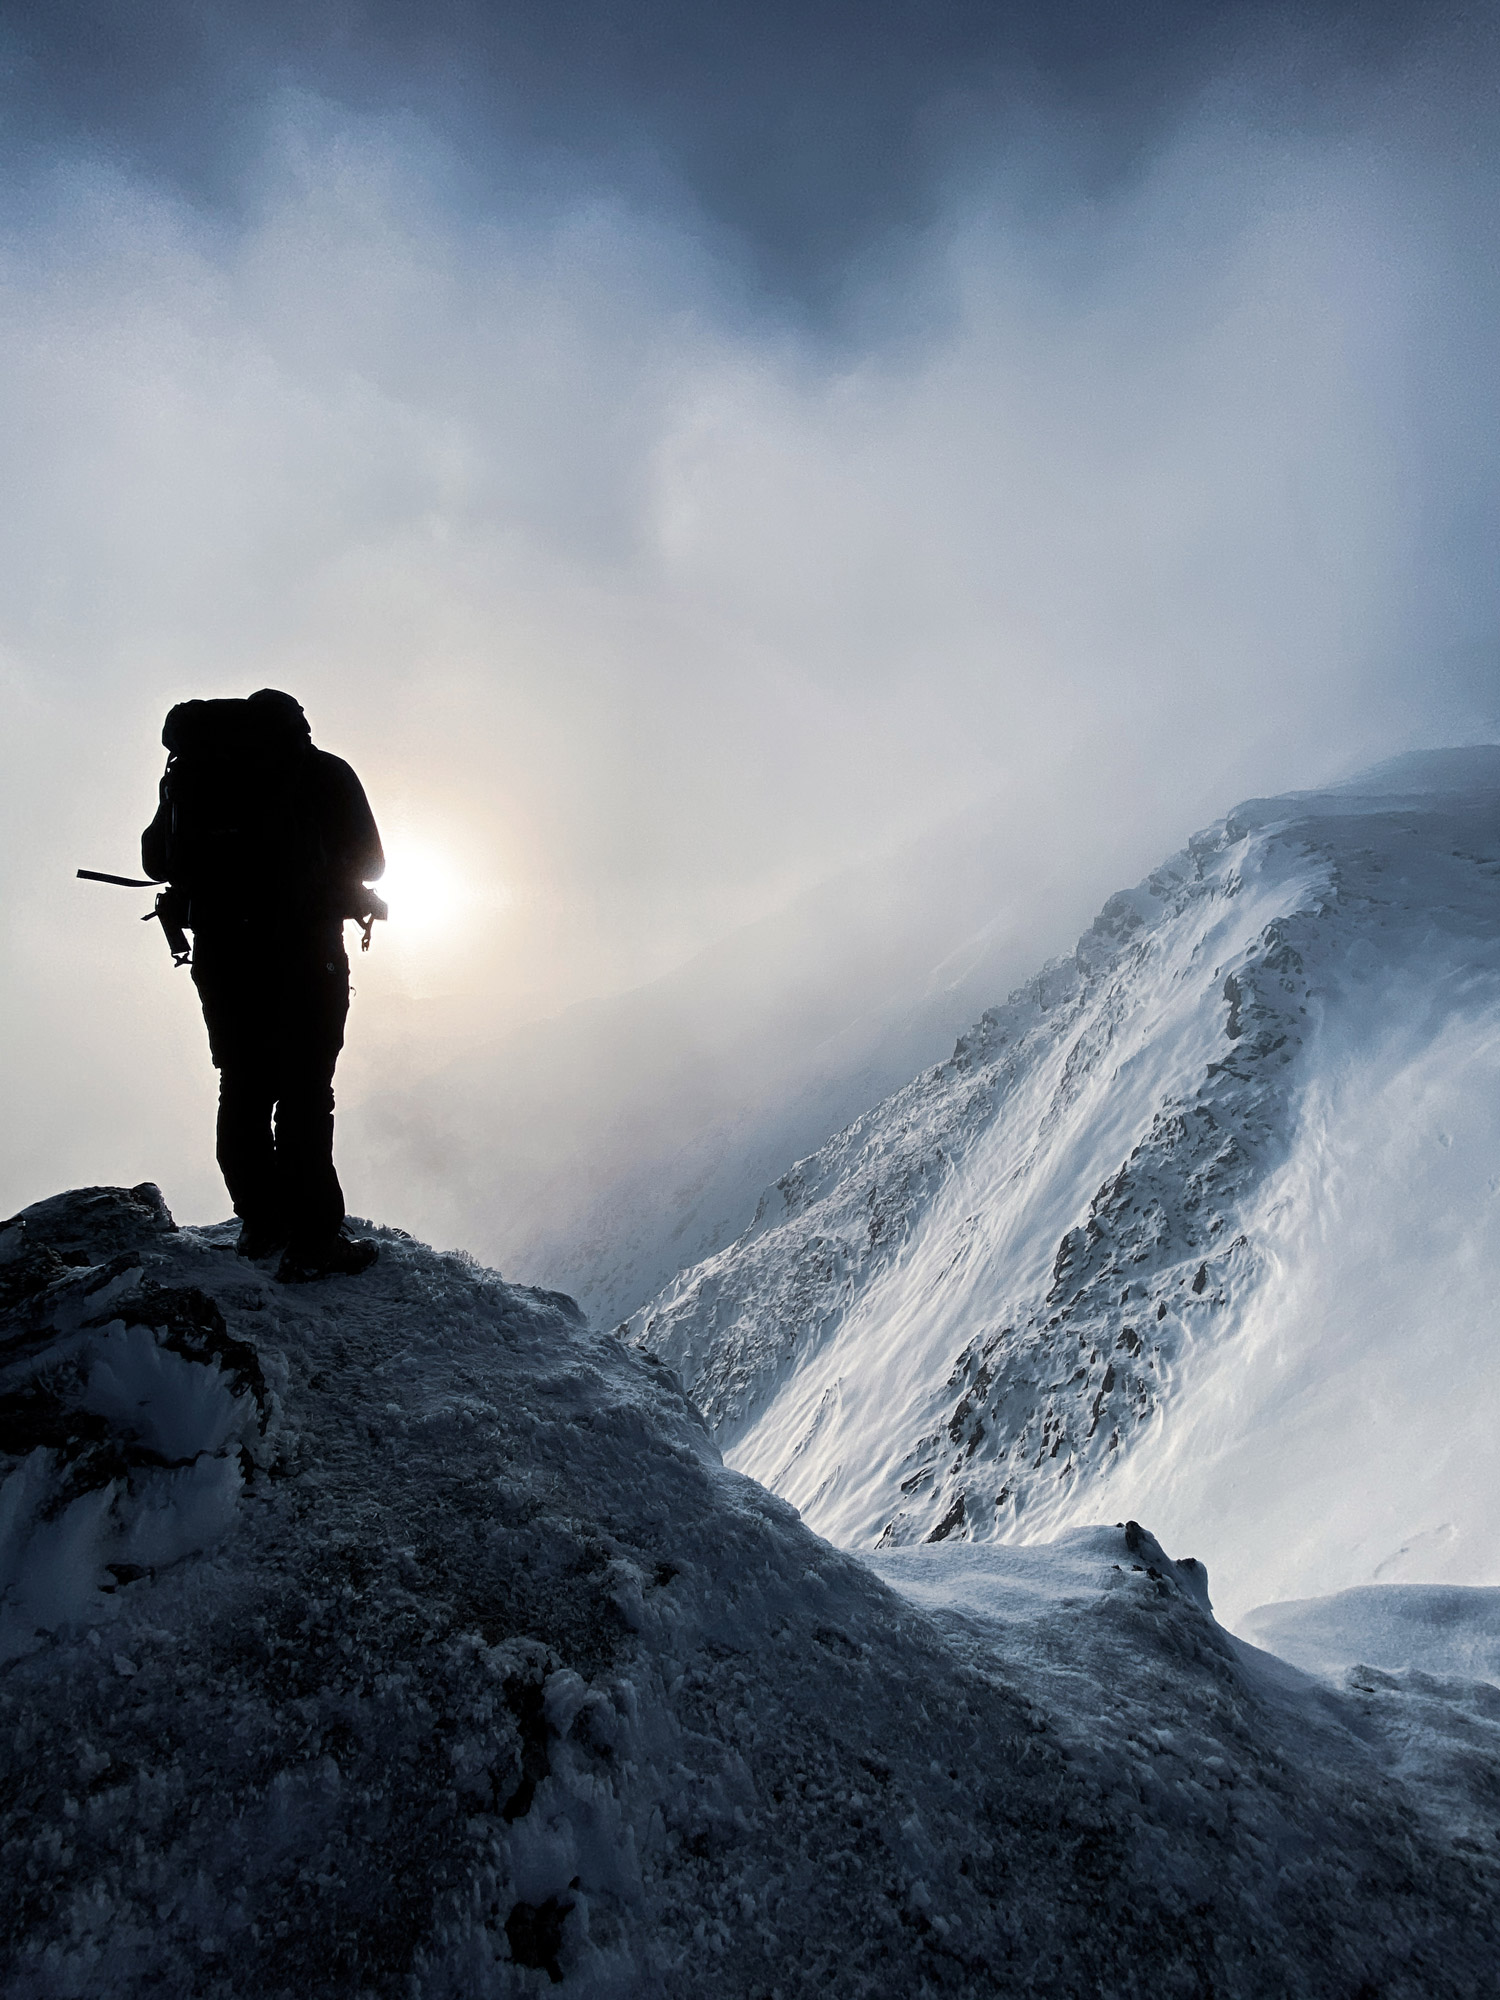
[{"x1": 143, "y1": 690, "x2": 321, "y2": 914}]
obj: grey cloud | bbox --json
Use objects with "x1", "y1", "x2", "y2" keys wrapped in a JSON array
[
  {"x1": 1, "y1": 37, "x2": 1497, "y2": 1297},
  {"x1": 2, "y1": 0, "x2": 1483, "y2": 305}
]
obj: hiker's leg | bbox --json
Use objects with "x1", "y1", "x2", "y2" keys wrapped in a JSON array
[
  {"x1": 275, "y1": 1058, "x2": 343, "y2": 1242},
  {"x1": 274, "y1": 935, "x2": 350, "y2": 1250},
  {"x1": 216, "y1": 1062, "x2": 283, "y2": 1228},
  {"x1": 192, "y1": 934, "x2": 282, "y2": 1231}
]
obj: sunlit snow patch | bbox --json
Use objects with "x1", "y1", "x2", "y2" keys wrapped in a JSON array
[{"x1": 868, "y1": 1518, "x2": 1214, "y2": 1621}]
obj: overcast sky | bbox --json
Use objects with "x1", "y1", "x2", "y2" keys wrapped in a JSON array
[{"x1": 3, "y1": 0, "x2": 1499, "y2": 1240}]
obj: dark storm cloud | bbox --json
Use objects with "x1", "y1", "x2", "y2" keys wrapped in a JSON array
[{"x1": 1, "y1": 0, "x2": 1475, "y2": 303}]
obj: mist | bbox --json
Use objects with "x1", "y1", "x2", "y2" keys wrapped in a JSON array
[{"x1": 3, "y1": 4, "x2": 1498, "y2": 1312}]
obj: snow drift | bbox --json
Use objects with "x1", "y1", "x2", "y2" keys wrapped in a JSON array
[
  {"x1": 632, "y1": 748, "x2": 1500, "y2": 1625},
  {"x1": 5, "y1": 1183, "x2": 1500, "y2": 1995}
]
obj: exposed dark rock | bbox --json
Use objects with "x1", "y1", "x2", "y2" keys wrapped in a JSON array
[{"x1": 0, "y1": 1183, "x2": 175, "y2": 1263}]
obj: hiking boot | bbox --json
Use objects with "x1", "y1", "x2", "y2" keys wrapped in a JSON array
[
  {"x1": 235, "y1": 1219, "x2": 287, "y2": 1260},
  {"x1": 275, "y1": 1231, "x2": 379, "y2": 1284}
]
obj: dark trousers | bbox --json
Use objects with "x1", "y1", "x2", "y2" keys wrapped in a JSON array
[{"x1": 191, "y1": 922, "x2": 350, "y2": 1247}]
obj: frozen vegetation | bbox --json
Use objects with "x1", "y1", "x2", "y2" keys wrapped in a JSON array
[
  {"x1": 633, "y1": 749, "x2": 1500, "y2": 1625},
  {"x1": 4, "y1": 1183, "x2": 1500, "y2": 1994}
]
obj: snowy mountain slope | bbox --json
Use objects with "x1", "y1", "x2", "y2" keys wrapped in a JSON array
[
  {"x1": 7, "y1": 1184, "x2": 1500, "y2": 1996},
  {"x1": 632, "y1": 749, "x2": 1500, "y2": 1623}
]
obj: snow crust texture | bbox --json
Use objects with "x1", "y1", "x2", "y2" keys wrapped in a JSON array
[
  {"x1": 6, "y1": 1187, "x2": 1500, "y2": 1995},
  {"x1": 1241, "y1": 1583, "x2": 1500, "y2": 1686},
  {"x1": 632, "y1": 751, "x2": 1500, "y2": 1617}
]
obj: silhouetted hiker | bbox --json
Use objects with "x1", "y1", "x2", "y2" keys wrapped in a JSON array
[{"x1": 141, "y1": 689, "x2": 386, "y2": 1282}]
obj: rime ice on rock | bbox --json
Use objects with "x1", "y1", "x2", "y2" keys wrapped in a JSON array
[{"x1": 0, "y1": 1184, "x2": 268, "y2": 1660}]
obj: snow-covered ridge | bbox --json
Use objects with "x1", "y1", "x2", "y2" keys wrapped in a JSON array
[
  {"x1": 632, "y1": 750, "x2": 1500, "y2": 1618},
  {"x1": 6, "y1": 1182, "x2": 1500, "y2": 1995}
]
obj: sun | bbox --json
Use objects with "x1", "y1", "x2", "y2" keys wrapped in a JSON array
[{"x1": 376, "y1": 841, "x2": 469, "y2": 941}]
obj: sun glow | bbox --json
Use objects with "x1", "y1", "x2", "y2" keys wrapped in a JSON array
[{"x1": 375, "y1": 842, "x2": 475, "y2": 941}]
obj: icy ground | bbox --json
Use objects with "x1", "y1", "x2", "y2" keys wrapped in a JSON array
[
  {"x1": 633, "y1": 749, "x2": 1500, "y2": 1624},
  {"x1": 5, "y1": 1186, "x2": 1500, "y2": 1996}
]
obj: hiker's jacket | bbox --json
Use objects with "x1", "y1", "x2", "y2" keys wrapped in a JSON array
[{"x1": 142, "y1": 746, "x2": 384, "y2": 935}]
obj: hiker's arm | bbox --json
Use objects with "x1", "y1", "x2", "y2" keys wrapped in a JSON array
[
  {"x1": 353, "y1": 789, "x2": 384, "y2": 885},
  {"x1": 319, "y1": 754, "x2": 385, "y2": 885}
]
